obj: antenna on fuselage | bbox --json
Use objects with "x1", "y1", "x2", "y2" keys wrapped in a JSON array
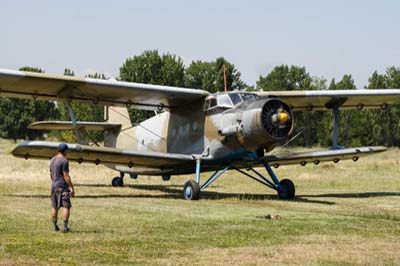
[{"x1": 223, "y1": 64, "x2": 228, "y2": 92}]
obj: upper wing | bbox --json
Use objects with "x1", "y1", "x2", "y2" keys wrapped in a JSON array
[
  {"x1": 256, "y1": 90, "x2": 400, "y2": 111},
  {"x1": 12, "y1": 141, "x2": 195, "y2": 167},
  {"x1": 0, "y1": 69, "x2": 209, "y2": 110},
  {"x1": 257, "y1": 146, "x2": 387, "y2": 167}
]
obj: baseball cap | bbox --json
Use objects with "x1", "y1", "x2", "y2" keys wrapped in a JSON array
[{"x1": 58, "y1": 143, "x2": 69, "y2": 153}]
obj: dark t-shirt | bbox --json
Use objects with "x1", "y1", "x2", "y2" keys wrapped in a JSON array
[{"x1": 50, "y1": 156, "x2": 69, "y2": 190}]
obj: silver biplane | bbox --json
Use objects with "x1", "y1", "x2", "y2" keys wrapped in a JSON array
[{"x1": 0, "y1": 68, "x2": 398, "y2": 200}]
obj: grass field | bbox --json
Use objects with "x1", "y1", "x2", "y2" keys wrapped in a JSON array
[{"x1": 0, "y1": 139, "x2": 400, "y2": 265}]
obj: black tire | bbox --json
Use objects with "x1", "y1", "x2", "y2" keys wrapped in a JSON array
[
  {"x1": 183, "y1": 180, "x2": 200, "y2": 200},
  {"x1": 277, "y1": 179, "x2": 295, "y2": 199},
  {"x1": 112, "y1": 176, "x2": 124, "y2": 187}
]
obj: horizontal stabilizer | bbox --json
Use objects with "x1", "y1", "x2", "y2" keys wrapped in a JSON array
[
  {"x1": 12, "y1": 141, "x2": 195, "y2": 168},
  {"x1": 28, "y1": 121, "x2": 122, "y2": 131},
  {"x1": 262, "y1": 146, "x2": 387, "y2": 167}
]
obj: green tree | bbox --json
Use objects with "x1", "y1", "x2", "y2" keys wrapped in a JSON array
[
  {"x1": 256, "y1": 65, "x2": 313, "y2": 91},
  {"x1": 63, "y1": 68, "x2": 75, "y2": 77},
  {"x1": 184, "y1": 60, "x2": 215, "y2": 91},
  {"x1": 0, "y1": 67, "x2": 58, "y2": 141},
  {"x1": 120, "y1": 50, "x2": 185, "y2": 86},
  {"x1": 87, "y1": 72, "x2": 107, "y2": 80},
  {"x1": 311, "y1": 76, "x2": 328, "y2": 91},
  {"x1": 366, "y1": 67, "x2": 400, "y2": 146},
  {"x1": 328, "y1": 78, "x2": 337, "y2": 90},
  {"x1": 119, "y1": 50, "x2": 186, "y2": 124},
  {"x1": 214, "y1": 57, "x2": 246, "y2": 91},
  {"x1": 185, "y1": 57, "x2": 246, "y2": 93},
  {"x1": 367, "y1": 71, "x2": 387, "y2": 89}
]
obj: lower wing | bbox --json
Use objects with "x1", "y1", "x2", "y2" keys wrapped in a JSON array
[
  {"x1": 12, "y1": 141, "x2": 195, "y2": 168},
  {"x1": 257, "y1": 146, "x2": 387, "y2": 167}
]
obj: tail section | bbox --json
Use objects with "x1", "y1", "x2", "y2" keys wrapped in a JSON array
[
  {"x1": 104, "y1": 106, "x2": 133, "y2": 148},
  {"x1": 106, "y1": 106, "x2": 132, "y2": 130}
]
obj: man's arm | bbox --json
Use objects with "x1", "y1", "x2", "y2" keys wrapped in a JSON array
[
  {"x1": 64, "y1": 173, "x2": 75, "y2": 197},
  {"x1": 63, "y1": 160, "x2": 74, "y2": 197},
  {"x1": 49, "y1": 157, "x2": 54, "y2": 181}
]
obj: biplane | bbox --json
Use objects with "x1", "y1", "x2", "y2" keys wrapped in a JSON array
[{"x1": 0, "y1": 68, "x2": 398, "y2": 200}]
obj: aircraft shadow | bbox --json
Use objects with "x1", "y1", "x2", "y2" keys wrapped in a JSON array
[
  {"x1": 9, "y1": 184, "x2": 399, "y2": 206},
  {"x1": 299, "y1": 191, "x2": 400, "y2": 198},
  {"x1": 11, "y1": 183, "x2": 334, "y2": 205}
]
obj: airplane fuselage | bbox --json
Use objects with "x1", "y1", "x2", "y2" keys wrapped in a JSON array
[{"x1": 105, "y1": 92, "x2": 294, "y2": 176}]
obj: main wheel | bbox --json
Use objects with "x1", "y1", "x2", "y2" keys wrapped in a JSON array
[
  {"x1": 183, "y1": 180, "x2": 200, "y2": 200},
  {"x1": 112, "y1": 176, "x2": 124, "y2": 187},
  {"x1": 277, "y1": 179, "x2": 295, "y2": 199}
]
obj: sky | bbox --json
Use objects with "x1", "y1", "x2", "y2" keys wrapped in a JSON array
[{"x1": 0, "y1": 0, "x2": 399, "y2": 88}]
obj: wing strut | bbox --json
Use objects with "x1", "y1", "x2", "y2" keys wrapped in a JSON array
[
  {"x1": 327, "y1": 97, "x2": 347, "y2": 150},
  {"x1": 332, "y1": 107, "x2": 342, "y2": 149},
  {"x1": 65, "y1": 101, "x2": 86, "y2": 145}
]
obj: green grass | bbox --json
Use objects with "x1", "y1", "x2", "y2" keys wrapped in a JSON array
[{"x1": 0, "y1": 139, "x2": 399, "y2": 265}]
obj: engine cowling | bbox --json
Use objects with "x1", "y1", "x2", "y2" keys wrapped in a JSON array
[{"x1": 237, "y1": 98, "x2": 294, "y2": 151}]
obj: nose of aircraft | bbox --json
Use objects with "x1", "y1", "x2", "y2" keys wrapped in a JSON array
[
  {"x1": 278, "y1": 112, "x2": 289, "y2": 123},
  {"x1": 271, "y1": 110, "x2": 290, "y2": 124}
]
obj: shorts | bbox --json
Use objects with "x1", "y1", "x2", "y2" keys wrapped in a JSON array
[{"x1": 51, "y1": 187, "x2": 72, "y2": 209}]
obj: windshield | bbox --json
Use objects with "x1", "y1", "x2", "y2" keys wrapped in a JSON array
[
  {"x1": 217, "y1": 94, "x2": 233, "y2": 107},
  {"x1": 229, "y1": 93, "x2": 243, "y2": 105}
]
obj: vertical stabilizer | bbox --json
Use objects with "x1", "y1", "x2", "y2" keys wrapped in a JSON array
[
  {"x1": 104, "y1": 106, "x2": 132, "y2": 148},
  {"x1": 106, "y1": 106, "x2": 132, "y2": 130}
]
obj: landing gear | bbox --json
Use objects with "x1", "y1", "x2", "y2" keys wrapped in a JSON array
[
  {"x1": 182, "y1": 159, "x2": 296, "y2": 200},
  {"x1": 277, "y1": 179, "x2": 295, "y2": 199},
  {"x1": 112, "y1": 176, "x2": 124, "y2": 187},
  {"x1": 183, "y1": 180, "x2": 200, "y2": 200},
  {"x1": 182, "y1": 159, "x2": 231, "y2": 200},
  {"x1": 111, "y1": 172, "x2": 124, "y2": 187},
  {"x1": 235, "y1": 161, "x2": 296, "y2": 200}
]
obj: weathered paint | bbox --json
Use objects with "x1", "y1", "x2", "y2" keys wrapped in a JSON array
[{"x1": 0, "y1": 69, "x2": 393, "y2": 176}]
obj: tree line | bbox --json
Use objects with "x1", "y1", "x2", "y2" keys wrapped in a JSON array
[{"x1": 0, "y1": 50, "x2": 399, "y2": 147}]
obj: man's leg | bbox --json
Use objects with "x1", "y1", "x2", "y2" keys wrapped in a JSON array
[
  {"x1": 51, "y1": 208, "x2": 60, "y2": 231},
  {"x1": 62, "y1": 208, "x2": 70, "y2": 233}
]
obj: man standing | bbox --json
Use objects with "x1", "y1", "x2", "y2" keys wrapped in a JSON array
[{"x1": 50, "y1": 143, "x2": 75, "y2": 233}]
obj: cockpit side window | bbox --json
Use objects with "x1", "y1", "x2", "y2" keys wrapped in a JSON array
[
  {"x1": 240, "y1": 93, "x2": 257, "y2": 101},
  {"x1": 204, "y1": 97, "x2": 217, "y2": 111},
  {"x1": 209, "y1": 98, "x2": 217, "y2": 108}
]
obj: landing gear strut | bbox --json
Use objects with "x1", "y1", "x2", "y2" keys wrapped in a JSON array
[
  {"x1": 182, "y1": 159, "x2": 295, "y2": 200},
  {"x1": 236, "y1": 161, "x2": 295, "y2": 199},
  {"x1": 182, "y1": 158, "x2": 233, "y2": 200},
  {"x1": 112, "y1": 172, "x2": 124, "y2": 187}
]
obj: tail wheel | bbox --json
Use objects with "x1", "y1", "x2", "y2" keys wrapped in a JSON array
[
  {"x1": 112, "y1": 176, "x2": 124, "y2": 187},
  {"x1": 277, "y1": 179, "x2": 295, "y2": 199},
  {"x1": 183, "y1": 180, "x2": 200, "y2": 200}
]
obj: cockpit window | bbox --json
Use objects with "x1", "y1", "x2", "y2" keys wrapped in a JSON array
[
  {"x1": 204, "y1": 97, "x2": 217, "y2": 111},
  {"x1": 229, "y1": 93, "x2": 243, "y2": 105},
  {"x1": 205, "y1": 92, "x2": 257, "y2": 113},
  {"x1": 240, "y1": 93, "x2": 257, "y2": 101},
  {"x1": 209, "y1": 98, "x2": 217, "y2": 108},
  {"x1": 217, "y1": 94, "x2": 233, "y2": 107}
]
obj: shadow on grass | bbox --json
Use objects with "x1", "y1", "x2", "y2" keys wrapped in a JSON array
[
  {"x1": 9, "y1": 183, "x2": 335, "y2": 205},
  {"x1": 299, "y1": 191, "x2": 400, "y2": 198}
]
